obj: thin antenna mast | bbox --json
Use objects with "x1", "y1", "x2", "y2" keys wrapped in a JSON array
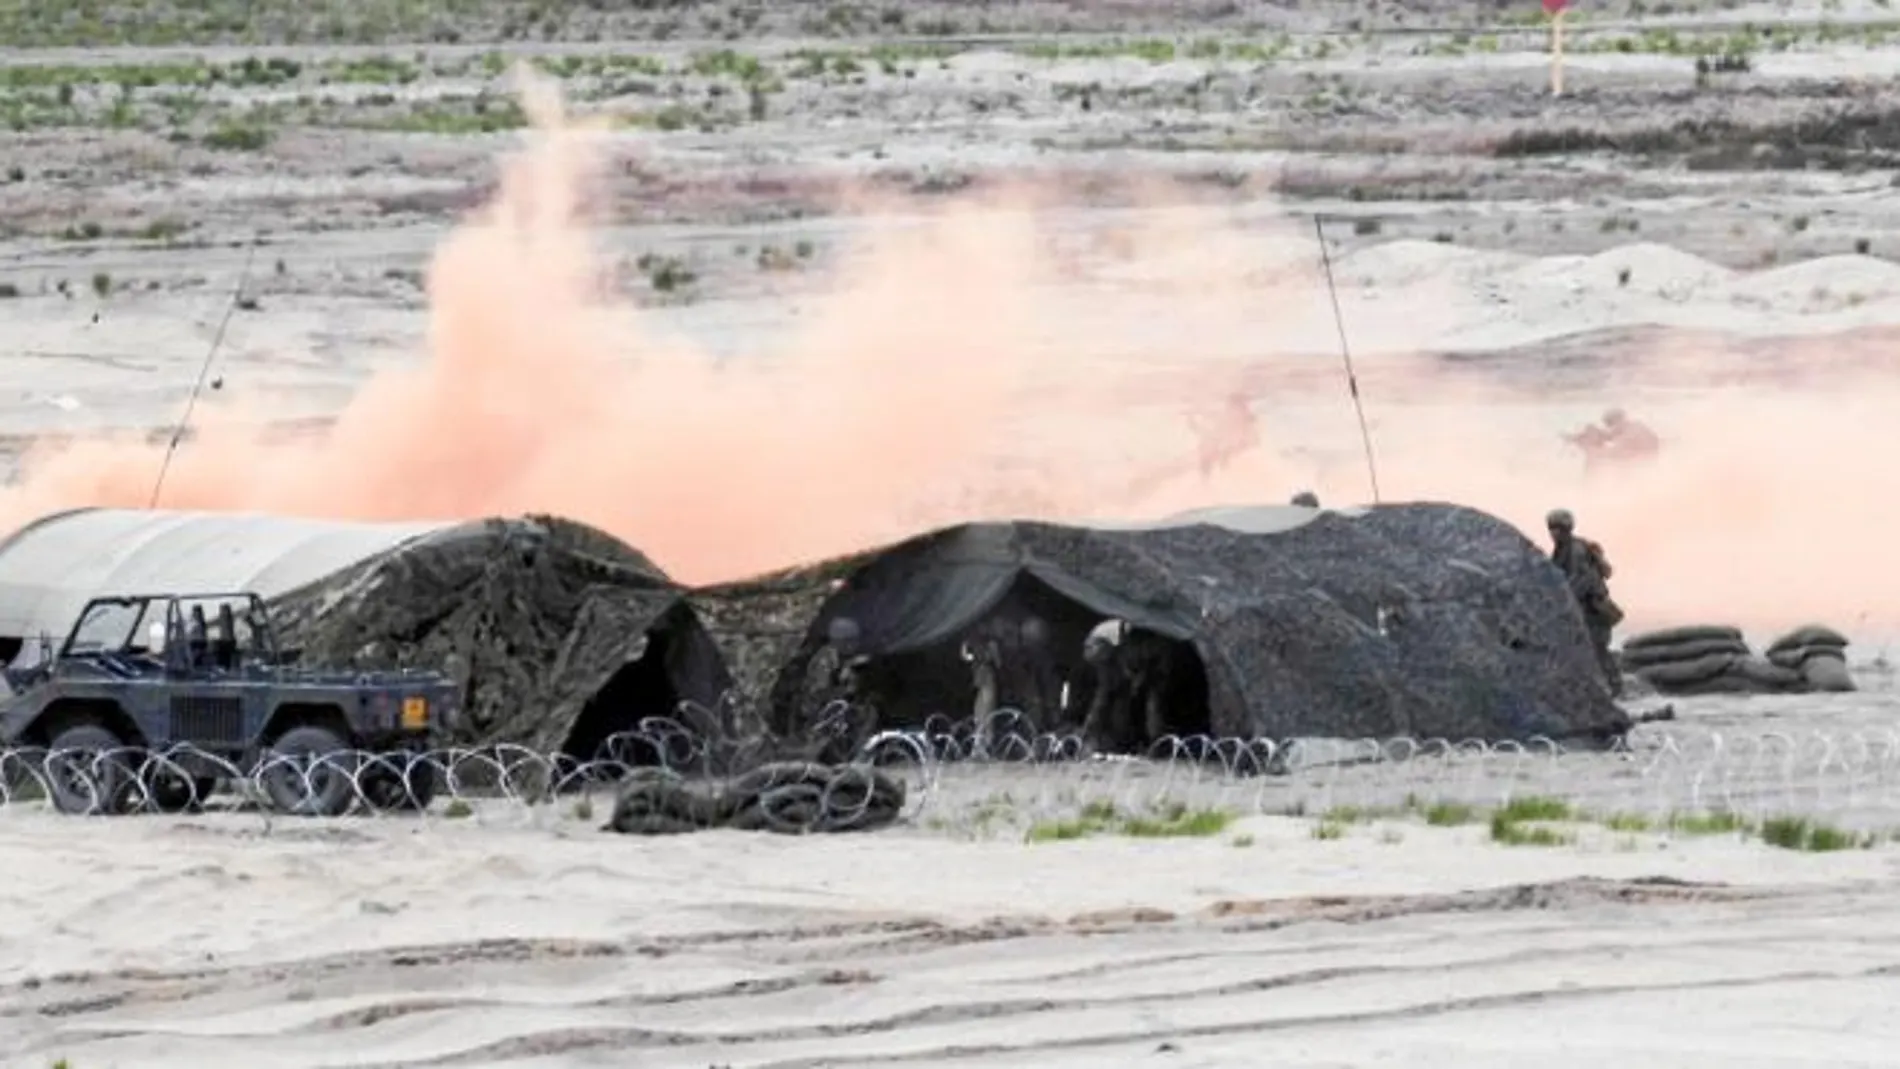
[
  {"x1": 148, "y1": 240, "x2": 260, "y2": 509},
  {"x1": 1312, "y1": 214, "x2": 1382, "y2": 504}
]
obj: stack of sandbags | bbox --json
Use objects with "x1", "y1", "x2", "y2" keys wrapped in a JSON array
[
  {"x1": 606, "y1": 762, "x2": 908, "y2": 836},
  {"x1": 1765, "y1": 625, "x2": 1856, "y2": 693},
  {"x1": 1619, "y1": 625, "x2": 1767, "y2": 695}
]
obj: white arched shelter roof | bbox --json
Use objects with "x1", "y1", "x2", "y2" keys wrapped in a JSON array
[{"x1": 0, "y1": 508, "x2": 472, "y2": 649}]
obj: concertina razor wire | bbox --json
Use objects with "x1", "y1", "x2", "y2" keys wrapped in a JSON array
[{"x1": 2, "y1": 701, "x2": 1899, "y2": 835}]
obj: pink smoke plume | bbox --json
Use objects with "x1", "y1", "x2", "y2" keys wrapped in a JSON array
[{"x1": 2, "y1": 71, "x2": 1897, "y2": 640}]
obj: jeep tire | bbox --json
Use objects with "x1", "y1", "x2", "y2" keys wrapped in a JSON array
[
  {"x1": 361, "y1": 755, "x2": 438, "y2": 813},
  {"x1": 260, "y1": 725, "x2": 357, "y2": 818},
  {"x1": 147, "y1": 772, "x2": 218, "y2": 813},
  {"x1": 45, "y1": 724, "x2": 133, "y2": 816}
]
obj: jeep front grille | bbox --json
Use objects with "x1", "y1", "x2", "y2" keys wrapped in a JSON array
[{"x1": 170, "y1": 696, "x2": 244, "y2": 743}]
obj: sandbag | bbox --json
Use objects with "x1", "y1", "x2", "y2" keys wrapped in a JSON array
[
  {"x1": 1767, "y1": 625, "x2": 1849, "y2": 656},
  {"x1": 1767, "y1": 644, "x2": 1842, "y2": 670},
  {"x1": 1664, "y1": 672, "x2": 1769, "y2": 696},
  {"x1": 1801, "y1": 653, "x2": 1856, "y2": 693},
  {"x1": 1620, "y1": 636, "x2": 1750, "y2": 670},
  {"x1": 606, "y1": 761, "x2": 908, "y2": 836},
  {"x1": 1634, "y1": 651, "x2": 1737, "y2": 688},
  {"x1": 1730, "y1": 656, "x2": 1804, "y2": 690},
  {"x1": 1623, "y1": 625, "x2": 1745, "y2": 651}
]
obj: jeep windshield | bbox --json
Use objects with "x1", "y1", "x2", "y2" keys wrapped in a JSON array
[{"x1": 65, "y1": 599, "x2": 164, "y2": 657}]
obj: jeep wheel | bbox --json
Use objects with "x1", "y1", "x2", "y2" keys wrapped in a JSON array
[
  {"x1": 260, "y1": 725, "x2": 357, "y2": 817},
  {"x1": 361, "y1": 756, "x2": 438, "y2": 813},
  {"x1": 147, "y1": 772, "x2": 218, "y2": 814},
  {"x1": 45, "y1": 725, "x2": 134, "y2": 816}
]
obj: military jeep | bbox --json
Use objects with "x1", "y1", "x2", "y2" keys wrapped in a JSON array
[{"x1": 0, "y1": 592, "x2": 459, "y2": 817}]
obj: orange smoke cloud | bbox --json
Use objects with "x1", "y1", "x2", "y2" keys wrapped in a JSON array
[{"x1": 1, "y1": 72, "x2": 1897, "y2": 641}]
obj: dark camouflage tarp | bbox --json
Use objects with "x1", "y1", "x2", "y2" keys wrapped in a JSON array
[
  {"x1": 693, "y1": 502, "x2": 1632, "y2": 745},
  {"x1": 269, "y1": 515, "x2": 729, "y2": 755}
]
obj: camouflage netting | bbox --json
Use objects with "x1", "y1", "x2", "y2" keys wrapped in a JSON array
[
  {"x1": 693, "y1": 502, "x2": 1633, "y2": 745},
  {"x1": 1620, "y1": 623, "x2": 1856, "y2": 696},
  {"x1": 268, "y1": 515, "x2": 730, "y2": 755}
]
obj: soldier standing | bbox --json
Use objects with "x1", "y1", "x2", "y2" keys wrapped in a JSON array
[
  {"x1": 1079, "y1": 619, "x2": 1131, "y2": 752},
  {"x1": 1546, "y1": 508, "x2": 1625, "y2": 696},
  {"x1": 804, "y1": 617, "x2": 867, "y2": 719}
]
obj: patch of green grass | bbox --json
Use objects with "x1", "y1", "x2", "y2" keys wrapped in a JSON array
[
  {"x1": 202, "y1": 118, "x2": 272, "y2": 151},
  {"x1": 1668, "y1": 810, "x2": 1750, "y2": 836},
  {"x1": 1311, "y1": 819, "x2": 1347, "y2": 840},
  {"x1": 1761, "y1": 816, "x2": 1871, "y2": 852},
  {"x1": 1123, "y1": 806, "x2": 1232, "y2": 838},
  {"x1": 1027, "y1": 800, "x2": 1234, "y2": 843},
  {"x1": 362, "y1": 98, "x2": 527, "y2": 134},
  {"x1": 1422, "y1": 801, "x2": 1478, "y2": 826},
  {"x1": 1488, "y1": 796, "x2": 1578, "y2": 848},
  {"x1": 1603, "y1": 812, "x2": 1652, "y2": 832},
  {"x1": 1230, "y1": 833, "x2": 1255, "y2": 847},
  {"x1": 1020, "y1": 37, "x2": 1180, "y2": 63},
  {"x1": 689, "y1": 49, "x2": 768, "y2": 83},
  {"x1": 1490, "y1": 812, "x2": 1575, "y2": 847},
  {"x1": 1318, "y1": 805, "x2": 1380, "y2": 825},
  {"x1": 442, "y1": 799, "x2": 473, "y2": 820},
  {"x1": 327, "y1": 55, "x2": 419, "y2": 85},
  {"x1": 1496, "y1": 796, "x2": 1573, "y2": 822}
]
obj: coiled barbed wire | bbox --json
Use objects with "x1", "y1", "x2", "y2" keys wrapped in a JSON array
[{"x1": 4, "y1": 703, "x2": 1900, "y2": 836}]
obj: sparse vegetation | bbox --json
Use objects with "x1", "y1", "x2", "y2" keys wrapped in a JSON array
[
  {"x1": 637, "y1": 252, "x2": 697, "y2": 294},
  {"x1": 202, "y1": 118, "x2": 272, "y2": 151},
  {"x1": 1760, "y1": 816, "x2": 1871, "y2": 852},
  {"x1": 1026, "y1": 800, "x2": 1235, "y2": 842},
  {"x1": 1423, "y1": 801, "x2": 1478, "y2": 826}
]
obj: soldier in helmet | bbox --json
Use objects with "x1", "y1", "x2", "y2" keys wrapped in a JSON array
[
  {"x1": 1290, "y1": 490, "x2": 1320, "y2": 507},
  {"x1": 1078, "y1": 619, "x2": 1132, "y2": 751},
  {"x1": 803, "y1": 616, "x2": 868, "y2": 722},
  {"x1": 1546, "y1": 508, "x2": 1625, "y2": 696}
]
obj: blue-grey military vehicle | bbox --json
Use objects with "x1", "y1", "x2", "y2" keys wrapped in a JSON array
[{"x1": 0, "y1": 592, "x2": 458, "y2": 817}]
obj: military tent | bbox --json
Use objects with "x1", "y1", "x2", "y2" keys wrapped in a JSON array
[
  {"x1": 690, "y1": 501, "x2": 1631, "y2": 747},
  {"x1": 0, "y1": 508, "x2": 729, "y2": 756}
]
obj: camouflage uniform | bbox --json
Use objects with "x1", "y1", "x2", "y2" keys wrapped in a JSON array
[
  {"x1": 1079, "y1": 621, "x2": 1131, "y2": 752},
  {"x1": 963, "y1": 631, "x2": 1003, "y2": 753},
  {"x1": 1547, "y1": 508, "x2": 1625, "y2": 696},
  {"x1": 1120, "y1": 628, "x2": 1175, "y2": 745}
]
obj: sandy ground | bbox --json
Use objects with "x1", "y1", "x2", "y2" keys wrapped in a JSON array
[
  {"x1": 10, "y1": 0, "x2": 1900, "y2": 1064},
  {"x1": 6, "y1": 694, "x2": 1900, "y2": 1067}
]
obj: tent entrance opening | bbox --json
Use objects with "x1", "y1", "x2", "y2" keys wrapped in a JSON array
[
  {"x1": 839, "y1": 572, "x2": 1215, "y2": 754},
  {"x1": 561, "y1": 629, "x2": 681, "y2": 768},
  {"x1": 1070, "y1": 628, "x2": 1212, "y2": 754}
]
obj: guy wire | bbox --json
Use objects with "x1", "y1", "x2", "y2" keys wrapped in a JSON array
[
  {"x1": 148, "y1": 238, "x2": 260, "y2": 509},
  {"x1": 1313, "y1": 213, "x2": 1382, "y2": 504}
]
